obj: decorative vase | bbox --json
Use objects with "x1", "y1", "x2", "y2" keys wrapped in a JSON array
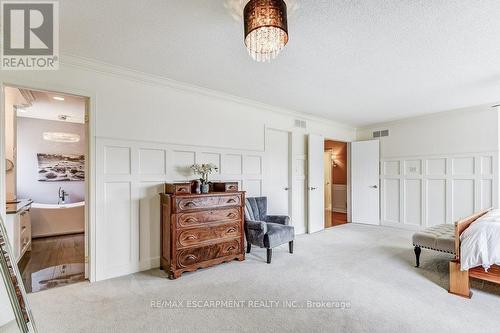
[
  {"x1": 201, "y1": 183, "x2": 209, "y2": 194},
  {"x1": 193, "y1": 180, "x2": 201, "y2": 194}
]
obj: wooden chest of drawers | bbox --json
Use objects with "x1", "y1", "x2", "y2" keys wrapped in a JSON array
[{"x1": 160, "y1": 192, "x2": 245, "y2": 279}]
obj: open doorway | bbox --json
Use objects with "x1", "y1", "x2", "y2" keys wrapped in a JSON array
[
  {"x1": 3, "y1": 85, "x2": 89, "y2": 293},
  {"x1": 324, "y1": 140, "x2": 348, "y2": 228}
]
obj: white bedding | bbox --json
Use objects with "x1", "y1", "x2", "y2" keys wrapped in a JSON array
[{"x1": 460, "y1": 209, "x2": 500, "y2": 271}]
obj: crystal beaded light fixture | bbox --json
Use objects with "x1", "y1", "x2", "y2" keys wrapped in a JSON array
[{"x1": 244, "y1": 0, "x2": 288, "y2": 62}]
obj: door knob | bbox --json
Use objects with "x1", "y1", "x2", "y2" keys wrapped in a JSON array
[
  {"x1": 309, "y1": 187, "x2": 318, "y2": 190},
  {"x1": 284, "y1": 187, "x2": 290, "y2": 191},
  {"x1": 369, "y1": 185, "x2": 378, "y2": 189}
]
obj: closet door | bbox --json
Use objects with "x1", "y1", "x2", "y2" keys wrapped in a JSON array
[
  {"x1": 307, "y1": 134, "x2": 325, "y2": 233},
  {"x1": 264, "y1": 129, "x2": 291, "y2": 216},
  {"x1": 351, "y1": 140, "x2": 380, "y2": 225}
]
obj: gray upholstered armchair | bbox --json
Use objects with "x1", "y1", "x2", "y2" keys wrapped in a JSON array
[{"x1": 244, "y1": 197, "x2": 294, "y2": 263}]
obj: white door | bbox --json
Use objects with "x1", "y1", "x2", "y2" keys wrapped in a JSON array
[
  {"x1": 351, "y1": 140, "x2": 380, "y2": 225},
  {"x1": 307, "y1": 134, "x2": 325, "y2": 233},
  {"x1": 264, "y1": 129, "x2": 290, "y2": 215}
]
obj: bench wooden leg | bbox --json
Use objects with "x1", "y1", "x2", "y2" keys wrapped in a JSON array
[
  {"x1": 449, "y1": 260, "x2": 471, "y2": 298},
  {"x1": 414, "y1": 246, "x2": 421, "y2": 267}
]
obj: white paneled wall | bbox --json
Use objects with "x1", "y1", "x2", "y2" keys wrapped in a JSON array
[
  {"x1": 381, "y1": 153, "x2": 497, "y2": 229},
  {"x1": 332, "y1": 184, "x2": 347, "y2": 213},
  {"x1": 96, "y1": 138, "x2": 264, "y2": 280}
]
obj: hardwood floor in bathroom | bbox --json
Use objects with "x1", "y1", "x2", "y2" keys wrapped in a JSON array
[
  {"x1": 324, "y1": 211, "x2": 348, "y2": 228},
  {"x1": 19, "y1": 233, "x2": 85, "y2": 293}
]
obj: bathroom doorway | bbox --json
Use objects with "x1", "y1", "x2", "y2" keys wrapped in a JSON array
[
  {"x1": 324, "y1": 140, "x2": 348, "y2": 228},
  {"x1": 3, "y1": 85, "x2": 89, "y2": 293}
]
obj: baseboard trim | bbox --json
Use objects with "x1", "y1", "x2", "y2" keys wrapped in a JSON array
[{"x1": 381, "y1": 221, "x2": 420, "y2": 231}]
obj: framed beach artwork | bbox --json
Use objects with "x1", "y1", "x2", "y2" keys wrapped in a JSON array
[{"x1": 37, "y1": 153, "x2": 85, "y2": 181}]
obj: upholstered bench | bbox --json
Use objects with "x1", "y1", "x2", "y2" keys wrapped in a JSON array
[{"x1": 412, "y1": 224, "x2": 455, "y2": 267}]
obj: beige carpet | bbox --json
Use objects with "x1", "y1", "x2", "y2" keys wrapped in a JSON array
[{"x1": 27, "y1": 224, "x2": 500, "y2": 333}]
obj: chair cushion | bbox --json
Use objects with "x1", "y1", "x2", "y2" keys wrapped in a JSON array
[
  {"x1": 264, "y1": 223, "x2": 295, "y2": 248},
  {"x1": 412, "y1": 224, "x2": 455, "y2": 254}
]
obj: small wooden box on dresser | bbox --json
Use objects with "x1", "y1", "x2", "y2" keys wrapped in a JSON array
[{"x1": 160, "y1": 191, "x2": 245, "y2": 279}]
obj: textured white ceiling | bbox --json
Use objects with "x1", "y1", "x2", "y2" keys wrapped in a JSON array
[{"x1": 60, "y1": 0, "x2": 500, "y2": 126}]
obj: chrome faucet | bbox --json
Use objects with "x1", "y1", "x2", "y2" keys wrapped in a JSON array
[{"x1": 58, "y1": 187, "x2": 69, "y2": 204}]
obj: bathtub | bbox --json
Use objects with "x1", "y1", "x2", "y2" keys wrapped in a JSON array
[{"x1": 31, "y1": 202, "x2": 85, "y2": 238}]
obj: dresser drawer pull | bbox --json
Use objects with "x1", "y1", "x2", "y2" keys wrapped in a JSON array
[
  {"x1": 184, "y1": 201, "x2": 197, "y2": 208},
  {"x1": 185, "y1": 235, "x2": 197, "y2": 241},
  {"x1": 226, "y1": 227, "x2": 236, "y2": 234},
  {"x1": 228, "y1": 185, "x2": 236, "y2": 190},
  {"x1": 185, "y1": 217, "x2": 198, "y2": 223},
  {"x1": 185, "y1": 255, "x2": 197, "y2": 261},
  {"x1": 178, "y1": 188, "x2": 188, "y2": 192},
  {"x1": 226, "y1": 213, "x2": 237, "y2": 218},
  {"x1": 226, "y1": 246, "x2": 236, "y2": 251},
  {"x1": 226, "y1": 199, "x2": 237, "y2": 204}
]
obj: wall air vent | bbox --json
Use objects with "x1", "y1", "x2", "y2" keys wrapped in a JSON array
[
  {"x1": 373, "y1": 129, "x2": 389, "y2": 138},
  {"x1": 294, "y1": 119, "x2": 307, "y2": 129}
]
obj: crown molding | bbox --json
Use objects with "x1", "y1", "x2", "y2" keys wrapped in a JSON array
[
  {"x1": 357, "y1": 104, "x2": 500, "y2": 131},
  {"x1": 59, "y1": 53, "x2": 356, "y2": 131}
]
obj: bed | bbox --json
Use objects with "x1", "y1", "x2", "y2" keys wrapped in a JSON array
[{"x1": 449, "y1": 208, "x2": 500, "y2": 298}]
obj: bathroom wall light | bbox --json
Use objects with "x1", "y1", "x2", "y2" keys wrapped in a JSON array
[
  {"x1": 53, "y1": 96, "x2": 65, "y2": 101},
  {"x1": 43, "y1": 132, "x2": 80, "y2": 143},
  {"x1": 331, "y1": 153, "x2": 339, "y2": 168}
]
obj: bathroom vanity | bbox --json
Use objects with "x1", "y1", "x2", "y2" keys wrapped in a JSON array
[{"x1": 5, "y1": 199, "x2": 33, "y2": 263}]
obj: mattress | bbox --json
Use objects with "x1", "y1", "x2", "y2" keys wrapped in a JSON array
[{"x1": 460, "y1": 209, "x2": 500, "y2": 271}]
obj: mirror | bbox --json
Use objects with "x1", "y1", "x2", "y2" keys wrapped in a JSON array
[{"x1": 0, "y1": 216, "x2": 37, "y2": 332}]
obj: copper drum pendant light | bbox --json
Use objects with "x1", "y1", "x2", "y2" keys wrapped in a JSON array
[{"x1": 244, "y1": 0, "x2": 289, "y2": 62}]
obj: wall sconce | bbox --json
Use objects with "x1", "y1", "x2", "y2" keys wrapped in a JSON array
[{"x1": 331, "y1": 153, "x2": 338, "y2": 167}]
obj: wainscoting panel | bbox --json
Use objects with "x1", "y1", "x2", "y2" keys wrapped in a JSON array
[
  {"x1": 332, "y1": 184, "x2": 347, "y2": 213},
  {"x1": 452, "y1": 179, "x2": 475, "y2": 221},
  {"x1": 426, "y1": 179, "x2": 446, "y2": 226},
  {"x1": 481, "y1": 179, "x2": 493, "y2": 209},
  {"x1": 404, "y1": 179, "x2": 422, "y2": 226},
  {"x1": 198, "y1": 152, "x2": 221, "y2": 170},
  {"x1": 427, "y1": 158, "x2": 446, "y2": 176},
  {"x1": 381, "y1": 152, "x2": 497, "y2": 229},
  {"x1": 104, "y1": 146, "x2": 131, "y2": 175},
  {"x1": 383, "y1": 161, "x2": 400, "y2": 176},
  {"x1": 383, "y1": 179, "x2": 400, "y2": 223},
  {"x1": 222, "y1": 154, "x2": 243, "y2": 175},
  {"x1": 102, "y1": 182, "x2": 132, "y2": 269},
  {"x1": 243, "y1": 179, "x2": 262, "y2": 197},
  {"x1": 243, "y1": 155, "x2": 262, "y2": 175},
  {"x1": 96, "y1": 138, "x2": 265, "y2": 280},
  {"x1": 139, "y1": 149, "x2": 166, "y2": 175}
]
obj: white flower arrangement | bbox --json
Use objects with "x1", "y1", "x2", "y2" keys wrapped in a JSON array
[{"x1": 191, "y1": 163, "x2": 219, "y2": 183}]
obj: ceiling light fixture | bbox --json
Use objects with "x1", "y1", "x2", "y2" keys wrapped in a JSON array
[
  {"x1": 244, "y1": 0, "x2": 288, "y2": 62},
  {"x1": 53, "y1": 96, "x2": 65, "y2": 101}
]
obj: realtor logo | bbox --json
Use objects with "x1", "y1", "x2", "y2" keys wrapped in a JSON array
[{"x1": 1, "y1": 1, "x2": 59, "y2": 70}]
